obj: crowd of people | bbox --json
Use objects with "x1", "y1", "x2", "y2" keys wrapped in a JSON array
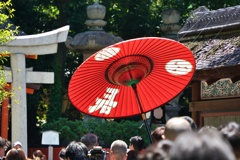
[
  {"x1": 53, "y1": 117, "x2": 240, "y2": 160},
  {"x1": 0, "y1": 139, "x2": 46, "y2": 160},
  {"x1": 0, "y1": 116, "x2": 239, "y2": 160},
  {"x1": 138, "y1": 117, "x2": 240, "y2": 160}
]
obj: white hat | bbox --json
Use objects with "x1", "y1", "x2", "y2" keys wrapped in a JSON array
[{"x1": 13, "y1": 141, "x2": 22, "y2": 147}]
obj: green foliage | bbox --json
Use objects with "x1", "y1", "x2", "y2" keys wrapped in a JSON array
[
  {"x1": 0, "y1": 0, "x2": 17, "y2": 103},
  {"x1": 0, "y1": 67, "x2": 10, "y2": 102},
  {"x1": 0, "y1": 0, "x2": 17, "y2": 44},
  {"x1": 9, "y1": 0, "x2": 240, "y2": 147},
  {"x1": 102, "y1": 0, "x2": 163, "y2": 39},
  {"x1": 46, "y1": 54, "x2": 62, "y2": 122},
  {"x1": 0, "y1": 0, "x2": 15, "y2": 20},
  {"x1": 33, "y1": 4, "x2": 59, "y2": 20},
  {"x1": 42, "y1": 118, "x2": 153, "y2": 147}
]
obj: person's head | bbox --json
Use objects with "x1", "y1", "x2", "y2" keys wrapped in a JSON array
[
  {"x1": 80, "y1": 133, "x2": 99, "y2": 151},
  {"x1": 181, "y1": 116, "x2": 197, "y2": 131},
  {"x1": 65, "y1": 141, "x2": 88, "y2": 160},
  {"x1": 59, "y1": 148, "x2": 66, "y2": 160},
  {"x1": 0, "y1": 137, "x2": 8, "y2": 157},
  {"x1": 137, "y1": 140, "x2": 173, "y2": 160},
  {"x1": 110, "y1": 140, "x2": 128, "y2": 160},
  {"x1": 164, "y1": 117, "x2": 191, "y2": 141},
  {"x1": 33, "y1": 150, "x2": 45, "y2": 160},
  {"x1": 168, "y1": 130, "x2": 235, "y2": 160},
  {"x1": 156, "y1": 139, "x2": 173, "y2": 156},
  {"x1": 6, "y1": 148, "x2": 26, "y2": 160},
  {"x1": 219, "y1": 121, "x2": 240, "y2": 159},
  {"x1": 13, "y1": 141, "x2": 22, "y2": 149},
  {"x1": 198, "y1": 125, "x2": 218, "y2": 133},
  {"x1": 129, "y1": 136, "x2": 144, "y2": 152},
  {"x1": 151, "y1": 126, "x2": 165, "y2": 144}
]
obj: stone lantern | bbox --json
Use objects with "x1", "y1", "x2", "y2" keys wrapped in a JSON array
[
  {"x1": 65, "y1": 2, "x2": 123, "y2": 121},
  {"x1": 160, "y1": 8, "x2": 182, "y2": 40},
  {"x1": 150, "y1": 9, "x2": 183, "y2": 124},
  {"x1": 85, "y1": 2, "x2": 107, "y2": 30},
  {"x1": 65, "y1": 2, "x2": 123, "y2": 61}
]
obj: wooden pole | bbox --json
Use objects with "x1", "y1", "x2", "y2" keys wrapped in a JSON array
[
  {"x1": 131, "y1": 83, "x2": 153, "y2": 144},
  {"x1": 1, "y1": 93, "x2": 9, "y2": 139}
]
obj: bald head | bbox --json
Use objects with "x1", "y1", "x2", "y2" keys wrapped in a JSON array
[{"x1": 164, "y1": 117, "x2": 192, "y2": 141}]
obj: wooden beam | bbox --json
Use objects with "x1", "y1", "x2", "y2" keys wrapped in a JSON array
[
  {"x1": 25, "y1": 55, "x2": 38, "y2": 59},
  {"x1": 230, "y1": 76, "x2": 240, "y2": 83},
  {"x1": 191, "y1": 111, "x2": 199, "y2": 128},
  {"x1": 205, "y1": 78, "x2": 221, "y2": 86},
  {"x1": 0, "y1": 54, "x2": 38, "y2": 59},
  {"x1": 26, "y1": 83, "x2": 41, "y2": 90},
  {"x1": 191, "y1": 81, "x2": 201, "y2": 101},
  {"x1": 189, "y1": 98, "x2": 240, "y2": 112},
  {"x1": 26, "y1": 88, "x2": 34, "y2": 94},
  {"x1": 192, "y1": 65, "x2": 240, "y2": 81},
  {"x1": 190, "y1": 81, "x2": 201, "y2": 126},
  {"x1": 6, "y1": 84, "x2": 35, "y2": 94}
]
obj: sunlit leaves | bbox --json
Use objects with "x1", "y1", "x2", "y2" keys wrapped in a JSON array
[
  {"x1": 33, "y1": 4, "x2": 59, "y2": 19},
  {"x1": 0, "y1": 0, "x2": 18, "y2": 45},
  {"x1": 0, "y1": 68, "x2": 10, "y2": 103},
  {"x1": 0, "y1": 0, "x2": 16, "y2": 103}
]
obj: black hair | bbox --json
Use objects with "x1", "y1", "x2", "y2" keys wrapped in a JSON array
[
  {"x1": 129, "y1": 136, "x2": 144, "y2": 152},
  {"x1": 65, "y1": 141, "x2": 89, "y2": 160}
]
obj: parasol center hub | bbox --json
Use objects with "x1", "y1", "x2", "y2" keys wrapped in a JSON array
[{"x1": 106, "y1": 55, "x2": 153, "y2": 86}]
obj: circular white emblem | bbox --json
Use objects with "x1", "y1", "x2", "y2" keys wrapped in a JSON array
[
  {"x1": 95, "y1": 47, "x2": 120, "y2": 61},
  {"x1": 165, "y1": 59, "x2": 193, "y2": 75}
]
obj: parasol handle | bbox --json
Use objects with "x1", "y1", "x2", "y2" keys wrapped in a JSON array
[
  {"x1": 131, "y1": 84, "x2": 154, "y2": 144},
  {"x1": 141, "y1": 113, "x2": 154, "y2": 144}
]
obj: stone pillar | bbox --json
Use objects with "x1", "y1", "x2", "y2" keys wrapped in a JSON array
[{"x1": 11, "y1": 54, "x2": 28, "y2": 153}]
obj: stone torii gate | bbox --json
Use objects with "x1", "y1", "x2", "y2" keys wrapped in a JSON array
[{"x1": 0, "y1": 25, "x2": 69, "y2": 155}]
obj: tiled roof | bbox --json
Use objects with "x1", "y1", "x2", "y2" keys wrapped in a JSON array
[
  {"x1": 178, "y1": 5, "x2": 240, "y2": 36},
  {"x1": 178, "y1": 5, "x2": 240, "y2": 82},
  {"x1": 183, "y1": 35, "x2": 240, "y2": 70}
]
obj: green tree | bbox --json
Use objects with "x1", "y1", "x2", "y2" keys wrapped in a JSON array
[
  {"x1": 9, "y1": 0, "x2": 240, "y2": 146},
  {"x1": 0, "y1": 0, "x2": 18, "y2": 104}
]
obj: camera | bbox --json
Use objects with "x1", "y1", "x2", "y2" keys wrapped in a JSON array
[{"x1": 88, "y1": 146, "x2": 107, "y2": 160}]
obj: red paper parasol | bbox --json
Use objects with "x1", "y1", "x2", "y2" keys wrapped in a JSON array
[{"x1": 68, "y1": 37, "x2": 196, "y2": 143}]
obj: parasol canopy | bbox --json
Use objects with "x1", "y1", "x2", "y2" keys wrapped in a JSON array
[{"x1": 68, "y1": 37, "x2": 196, "y2": 119}]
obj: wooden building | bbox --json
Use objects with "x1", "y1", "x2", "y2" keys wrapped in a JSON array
[{"x1": 178, "y1": 5, "x2": 240, "y2": 127}]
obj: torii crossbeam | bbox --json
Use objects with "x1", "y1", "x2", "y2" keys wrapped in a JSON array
[{"x1": 0, "y1": 25, "x2": 69, "y2": 155}]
